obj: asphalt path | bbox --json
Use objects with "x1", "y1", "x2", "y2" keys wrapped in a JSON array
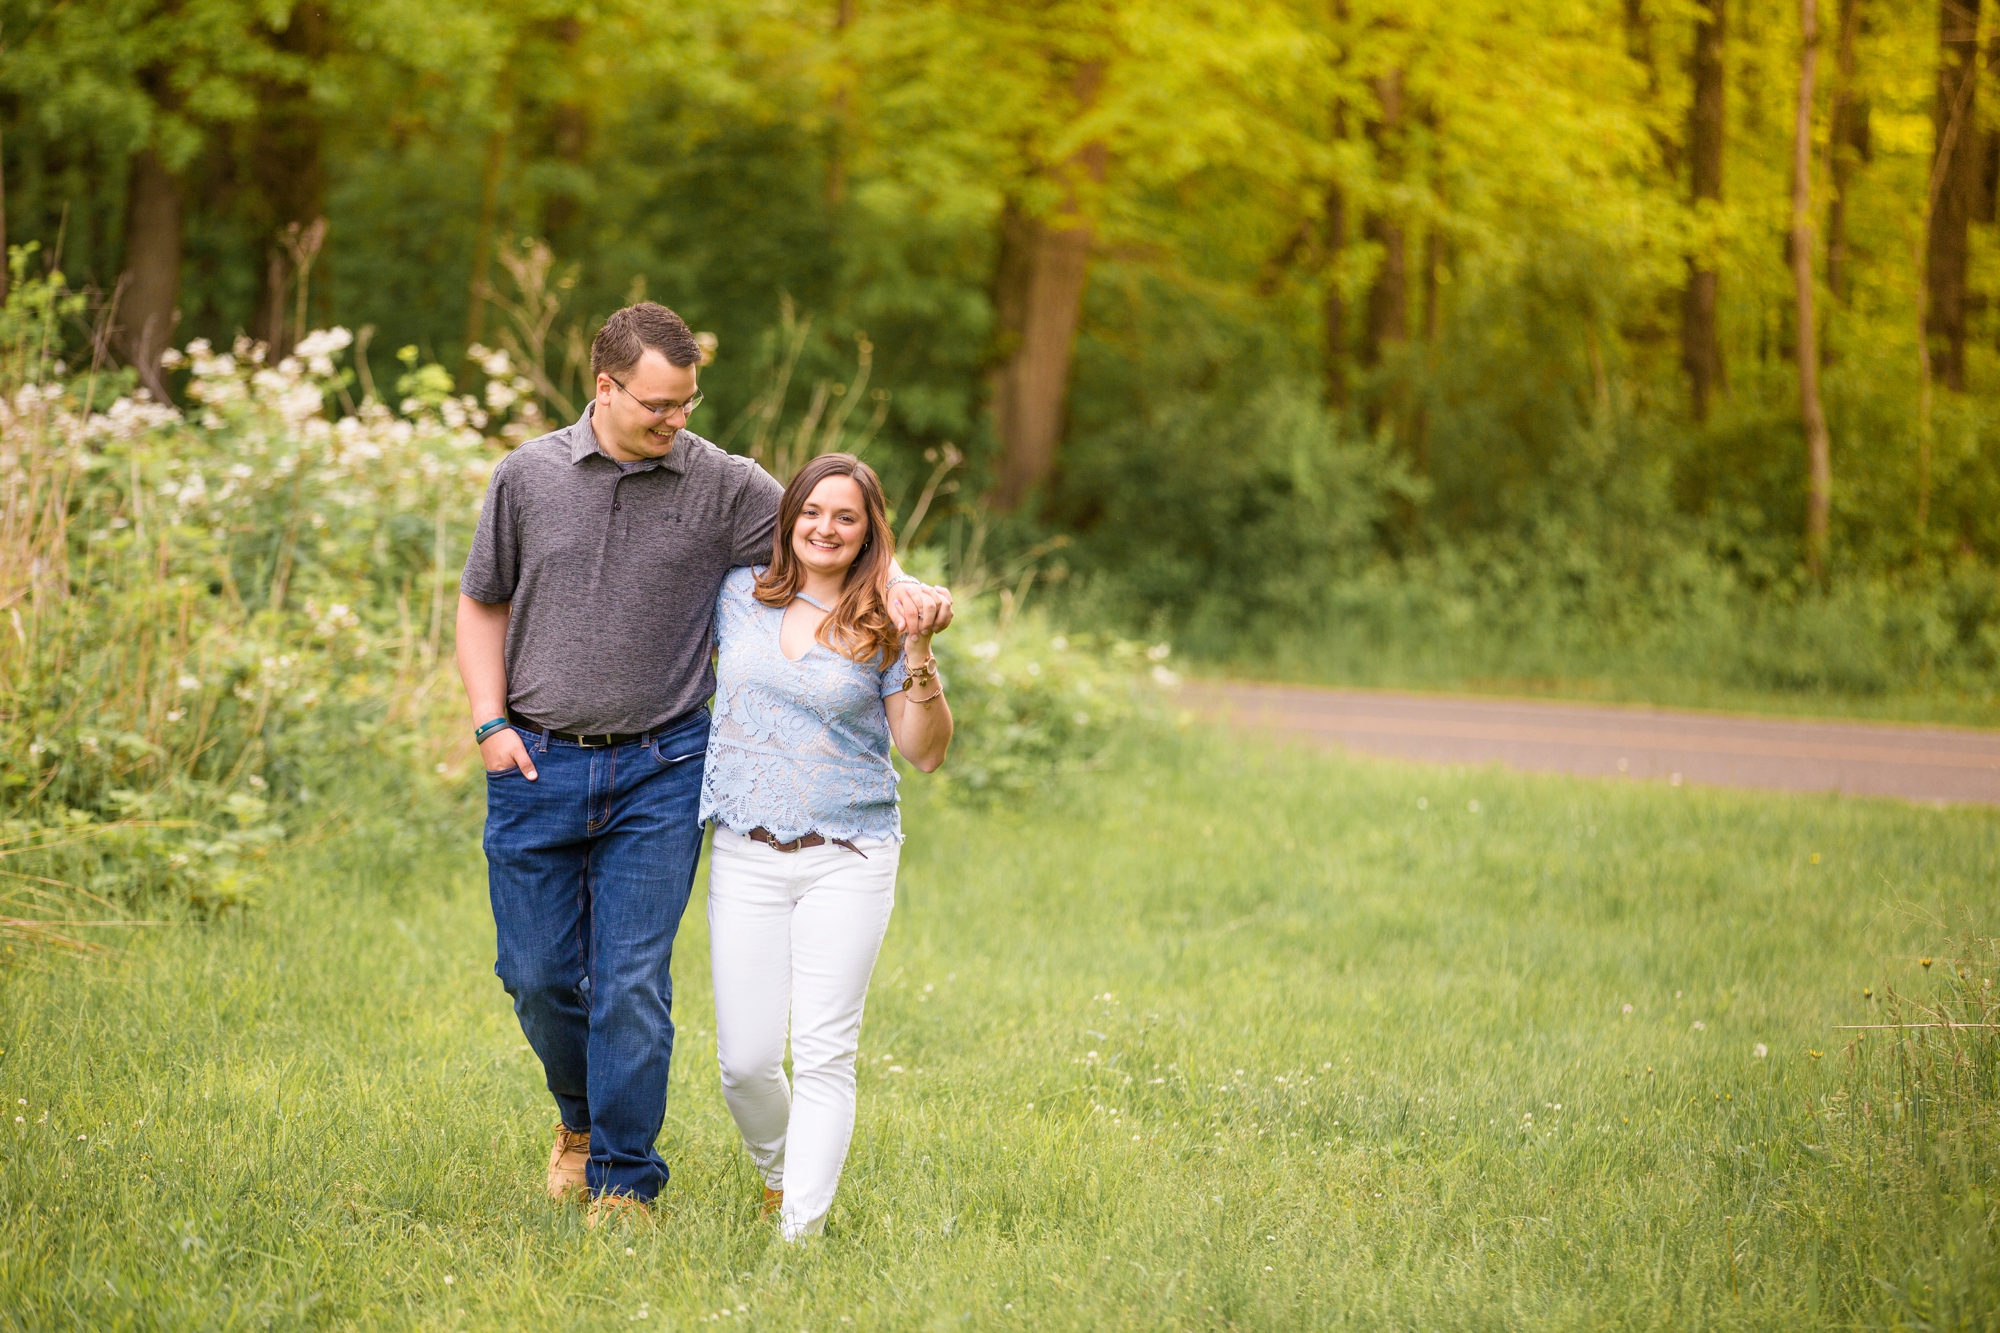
[{"x1": 1189, "y1": 680, "x2": 2000, "y2": 807}]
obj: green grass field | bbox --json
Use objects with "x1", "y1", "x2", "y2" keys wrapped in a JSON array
[{"x1": 4, "y1": 730, "x2": 1997, "y2": 1330}]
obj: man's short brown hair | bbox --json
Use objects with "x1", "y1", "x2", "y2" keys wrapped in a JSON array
[{"x1": 591, "y1": 302, "x2": 701, "y2": 378}]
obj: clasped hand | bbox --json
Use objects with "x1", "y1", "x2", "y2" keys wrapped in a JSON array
[{"x1": 886, "y1": 582, "x2": 954, "y2": 639}]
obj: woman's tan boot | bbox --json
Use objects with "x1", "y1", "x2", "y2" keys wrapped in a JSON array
[{"x1": 761, "y1": 1187, "x2": 783, "y2": 1218}]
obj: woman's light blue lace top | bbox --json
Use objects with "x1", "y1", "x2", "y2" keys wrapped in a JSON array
[{"x1": 700, "y1": 567, "x2": 910, "y2": 843}]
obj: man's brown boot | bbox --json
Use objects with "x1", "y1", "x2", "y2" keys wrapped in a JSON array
[
  {"x1": 585, "y1": 1192, "x2": 654, "y2": 1229},
  {"x1": 761, "y1": 1187, "x2": 783, "y2": 1218},
  {"x1": 547, "y1": 1122, "x2": 590, "y2": 1200}
]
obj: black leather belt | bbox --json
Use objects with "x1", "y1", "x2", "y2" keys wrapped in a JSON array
[{"x1": 507, "y1": 707, "x2": 688, "y2": 748}]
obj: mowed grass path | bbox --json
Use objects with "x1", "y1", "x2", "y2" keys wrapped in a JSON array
[{"x1": 4, "y1": 730, "x2": 1997, "y2": 1330}]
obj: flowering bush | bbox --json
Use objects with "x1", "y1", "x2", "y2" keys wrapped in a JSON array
[
  {"x1": 925, "y1": 592, "x2": 1175, "y2": 799},
  {"x1": 1, "y1": 275, "x2": 526, "y2": 924}
]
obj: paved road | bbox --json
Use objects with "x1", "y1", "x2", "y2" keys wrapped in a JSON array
[{"x1": 1188, "y1": 681, "x2": 2000, "y2": 807}]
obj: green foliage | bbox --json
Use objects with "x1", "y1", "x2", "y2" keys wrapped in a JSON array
[
  {"x1": 8, "y1": 0, "x2": 1998, "y2": 685},
  {"x1": 3, "y1": 731, "x2": 1996, "y2": 1324},
  {"x1": 927, "y1": 602, "x2": 1167, "y2": 800},
  {"x1": 1054, "y1": 377, "x2": 1421, "y2": 636},
  {"x1": 0, "y1": 286, "x2": 509, "y2": 922}
]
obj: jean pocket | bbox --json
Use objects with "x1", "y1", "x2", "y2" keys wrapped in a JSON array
[
  {"x1": 651, "y1": 744, "x2": 704, "y2": 767},
  {"x1": 486, "y1": 765, "x2": 523, "y2": 778}
]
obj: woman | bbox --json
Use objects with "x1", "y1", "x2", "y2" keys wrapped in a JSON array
[{"x1": 699, "y1": 451, "x2": 953, "y2": 1241}]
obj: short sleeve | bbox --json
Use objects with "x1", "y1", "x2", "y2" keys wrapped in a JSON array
[
  {"x1": 459, "y1": 465, "x2": 519, "y2": 603},
  {"x1": 714, "y1": 566, "x2": 760, "y2": 640},
  {"x1": 880, "y1": 647, "x2": 909, "y2": 698},
  {"x1": 728, "y1": 459, "x2": 785, "y2": 567}
]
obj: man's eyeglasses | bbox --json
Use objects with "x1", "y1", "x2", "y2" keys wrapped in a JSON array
[{"x1": 607, "y1": 374, "x2": 703, "y2": 419}]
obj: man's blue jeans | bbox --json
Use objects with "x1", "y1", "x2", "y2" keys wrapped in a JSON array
[{"x1": 483, "y1": 709, "x2": 709, "y2": 1201}]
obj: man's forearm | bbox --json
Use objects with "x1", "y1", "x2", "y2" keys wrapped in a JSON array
[{"x1": 456, "y1": 594, "x2": 513, "y2": 723}]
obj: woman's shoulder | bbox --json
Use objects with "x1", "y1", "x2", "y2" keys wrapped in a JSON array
[{"x1": 720, "y1": 566, "x2": 765, "y2": 600}]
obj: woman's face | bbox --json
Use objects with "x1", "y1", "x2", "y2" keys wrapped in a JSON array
[{"x1": 791, "y1": 474, "x2": 870, "y2": 580}]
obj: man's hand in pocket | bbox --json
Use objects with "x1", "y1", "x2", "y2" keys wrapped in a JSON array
[{"x1": 480, "y1": 729, "x2": 539, "y2": 779}]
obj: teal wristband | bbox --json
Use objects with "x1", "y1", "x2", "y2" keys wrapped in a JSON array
[{"x1": 474, "y1": 717, "x2": 510, "y2": 744}]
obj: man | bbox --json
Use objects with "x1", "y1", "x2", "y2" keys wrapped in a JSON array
[{"x1": 456, "y1": 302, "x2": 948, "y2": 1224}]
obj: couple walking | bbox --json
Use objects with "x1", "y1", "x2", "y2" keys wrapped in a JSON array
[{"x1": 454, "y1": 301, "x2": 955, "y2": 1240}]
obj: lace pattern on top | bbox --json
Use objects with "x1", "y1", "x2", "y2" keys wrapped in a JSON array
[{"x1": 699, "y1": 567, "x2": 909, "y2": 843}]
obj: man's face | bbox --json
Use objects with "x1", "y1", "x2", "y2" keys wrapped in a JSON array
[{"x1": 593, "y1": 349, "x2": 699, "y2": 463}]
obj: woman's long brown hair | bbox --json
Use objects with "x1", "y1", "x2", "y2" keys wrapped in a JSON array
[{"x1": 753, "y1": 453, "x2": 901, "y2": 667}]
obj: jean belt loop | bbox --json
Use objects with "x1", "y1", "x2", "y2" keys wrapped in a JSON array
[{"x1": 535, "y1": 726, "x2": 550, "y2": 754}]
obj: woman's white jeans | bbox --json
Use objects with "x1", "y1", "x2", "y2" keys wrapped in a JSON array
[{"x1": 707, "y1": 825, "x2": 898, "y2": 1241}]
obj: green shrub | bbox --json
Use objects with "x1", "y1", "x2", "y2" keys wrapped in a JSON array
[
  {"x1": 928, "y1": 603, "x2": 1171, "y2": 799},
  {"x1": 0, "y1": 269, "x2": 525, "y2": 926}
]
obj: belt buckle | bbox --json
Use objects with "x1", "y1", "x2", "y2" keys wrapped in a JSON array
[{"x1": 577, "y1": 732, "x2": 610, "y2": 749}]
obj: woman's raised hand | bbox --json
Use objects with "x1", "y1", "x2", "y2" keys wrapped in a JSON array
[{"x1": 887, "y1": 582, "x2": 953, "y2": 637}]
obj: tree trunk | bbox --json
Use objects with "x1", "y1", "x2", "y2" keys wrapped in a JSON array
[
  {"x1": 1361, "y1": 70, "x2": 1407, "y2": 369},
  {"x1": 987, "y1": 64, "x2": 1106, "y2": 513},
  {"x1": 988, "y1": 201, "x2": 1098, "y2": 512},
  {"x1": 541, "y1": 17, "x2": 589, "y2": 239},
  {"x1": 1824, "y1": 0, "x2": 1866, "y2": 305},
  {"x1": 118, "y1": 147, "x2": 183, "y2": 399},
  {"x1": 1682, "y1": 0, "x2": 1727, "y2": 422},
  {"x1": 1927, "y1": 0, "x2": 1979, "y2": 393},
  {"x1": 1422, "y1": 223, "x2": 1443, "y2": 343},
  {"x1": 0, "y1": 123, "x2": 9, "y2": 307},
  {"x1": 251, "y1": 1, "x2": 328, "y2": 356},
  {"x1": 827, "y1": 0, "x2": 857, "y2": 210},
  {"x1": 463, "y1": 95, "x2": 512, "y2": 356},
  {"x1": 1322, "y1": 175, "x2": 1348, "y2": 410},
  {"x1": 1794, "y1": 0, "x2": 1831, "y2": 579}
]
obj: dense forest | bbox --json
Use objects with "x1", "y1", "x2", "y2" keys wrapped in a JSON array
[{"x1": 9, "y1": 0, "x2": 2000, "y2": 696}]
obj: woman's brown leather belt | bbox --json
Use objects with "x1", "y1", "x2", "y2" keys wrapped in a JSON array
[{"x1": 746, "y1": 826, "x2": 868, "y2": 858}]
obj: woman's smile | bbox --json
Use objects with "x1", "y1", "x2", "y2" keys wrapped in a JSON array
[{"x1": 791, "y1": 475, "x2": 870, "y2": 574}]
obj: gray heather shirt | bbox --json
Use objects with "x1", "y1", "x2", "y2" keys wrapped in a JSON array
[{"x1": 460, "y1": 406, "x2": 783, "y2": 734}]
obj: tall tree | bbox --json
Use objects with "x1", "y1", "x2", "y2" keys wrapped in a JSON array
[
  {"x1": 121, "y1": 143, "x2": 183, "y2": 395},
  {"x1": 538, "y1": 16, "x2": 590, "y2": 240},
  {"x1": 1824, "y1": 0, "x2": 1867, "y2": 305},
  {"x1": 463, "y1": 66, "x2": 516, "y2": 356},
  {"x1": 1682, "y1": 0, "x2": 1727, "y2": 422},
  {"x1": 1322, "y1": 163, "x2": 1350, "y2": 411},
  {"x1": 826, "y1": 0, "x2": 858, "y2": 210},
  {"x1": 988, "y1": 59, "x2": 1107, "y2": 512},
  {"x1": 0, "y1": 0, "x2": 317, "y2": 385},
  {"x1": 1361, "y1": 68, "x2": 1408, "y2": 373},
  {"x1": 1926, "y1": 0, "x2": 1980, "y2": 392},
  {"x1": 1793, "y1": 0, "x2": 1831, "y2": 577},
  {"x1": 251, "y1": 1, "x2": 330, "y2": 356}
]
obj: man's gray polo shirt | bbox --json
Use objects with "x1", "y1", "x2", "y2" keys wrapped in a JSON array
[{"x1": 460, "y1": 406, "x2": 783, "y2": 734}]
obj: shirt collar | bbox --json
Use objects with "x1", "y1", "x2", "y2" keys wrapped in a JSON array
[{"x1": 567, "y1": 403, "x2": 686, "y2": 473}]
